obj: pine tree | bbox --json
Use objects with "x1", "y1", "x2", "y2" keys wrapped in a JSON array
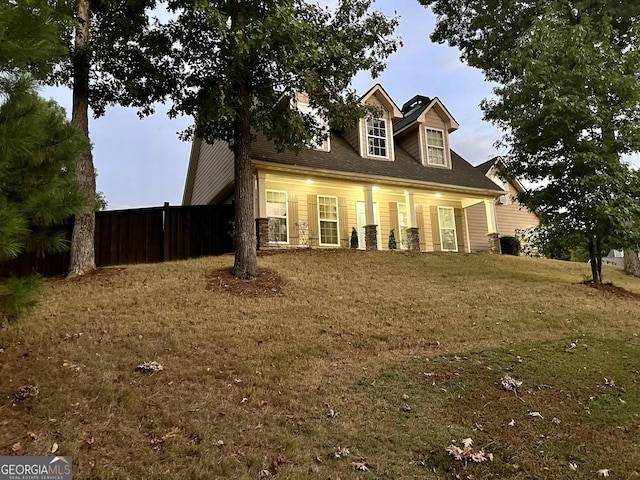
[
  {"x1": 0, "y1": 1, "x2": 85, "y2": 321},
  {"x1": 350, "y1": 227, "x2": 359, "y2": 249},
  {"x1": 388, "y1": 229, "x2": 397, "y2": 250}
]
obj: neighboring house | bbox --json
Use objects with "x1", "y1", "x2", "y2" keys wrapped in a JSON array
[
  {"x1": 183, "y1": 84, "x2": 511, "y2": 253},
  {"x1": 475, "y1": 158, "x2": 539, "y2": 245}
]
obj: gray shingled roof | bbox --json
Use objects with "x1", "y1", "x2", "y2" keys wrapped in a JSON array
[
  {"x1": 475, "y1": 158, "x2": 499, "y2": 175},
  {"x1": 251, "y1": 132, "x2": 503, "y2": 193}
]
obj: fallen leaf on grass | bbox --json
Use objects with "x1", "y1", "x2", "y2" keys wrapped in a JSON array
[
  {"x1": 162, "y1": 428, "x2": 179, "y2": 440},
  {"x1": 508, "y1": 419, "x2": 516, "y2": 427},
  {"x1": 569, "y1": 463, "x2": 578, "y2": 471},
  {"x1": 352, "y1": 462, "x2": 368, "y2": 471},
  {"x1": 529, "y1": 411, "x2": 544, "y2": 419},
  {"x1": 446, "y1": 442, "x2": 489, "y2": 463},
  {"x1": 26, "y1": 431, "x2": 38, "y2": 441},
  {"x1": 13, "y1": 385, "x2": 39, "y2": 402},
  {"x1": 500, "y1": 375, "x2": 523, "y2": 392},
  {"x1": 268, "y1": 455, "x2": 286, "y2": 475},
  {"x1": 51, "y1": 442, "x2": 59, "y2": 454},
  {"x1": 85, "y1": 437, "x2": 95, "y2": 449},
  {"x1": 136, "y1": 361, "x2": 164, "y2": 373},
  {"x1": 333, "y1": 446, "x2": 350, "y2": 458},
  {"x1": 12, "y1": 442, "x2": 21, "y2": 453},
  {"x1": 597, "y1": 469, "x2": 610, "y2": 477},
  {"x1": 462, "y1": 438, "x2": 473, "y2": 448}
]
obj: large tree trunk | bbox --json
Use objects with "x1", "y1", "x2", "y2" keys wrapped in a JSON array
[
  {"x1": 68, "y1": 0, "x2": 96, "y2": 277},
  {"x1": 624, "y1": 249, "x2": 640, "y2": 277},
  {"x1": 231, "y1": 83, "x2": 258, "y2": 279}
]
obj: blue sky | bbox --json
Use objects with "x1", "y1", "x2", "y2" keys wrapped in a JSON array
[{"x1": 42, "y1": 1, "x2": 513, "y2": 209}]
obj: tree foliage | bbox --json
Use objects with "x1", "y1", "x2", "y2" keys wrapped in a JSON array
[
  {"x1": 1, "y1": 1, "x2": 86, "y2": 321},
  {"x1": 422, "y1": 0, "x2": 640, "y2": 283},
  {"x1": 47, "y1": 0, "x2": 175, "y2": 277},
  {"x1": 163, "y1": 0, "x2": 400, "y2": 278}
]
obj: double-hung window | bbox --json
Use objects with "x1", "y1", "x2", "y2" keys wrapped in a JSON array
[
  {"x1": 397, "y1": 202, "x2": 408, "y2": 250},
  {"x1": 366, "y1": 118, "x2": 388, "y2": 158},
  {"x1": 426, "y1": 128, "x2": 446, "y2": 166},
  {"x1": 438, "y1": 206, "x2": 458, "y2": 252},
  {"x1": 318, "y1": 195, "x2": 339, "y2": 245},
  {"x1": 266, "y1": 190, "x2": 288, "y2": 243}
]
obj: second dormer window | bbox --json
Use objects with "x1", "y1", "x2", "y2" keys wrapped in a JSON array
[
  {"x1": 367, "y1": 118, "x2": 387, "y2": 158},
  {"x1": 426, "y1": 128, "x2": 446, "y2": 166}
]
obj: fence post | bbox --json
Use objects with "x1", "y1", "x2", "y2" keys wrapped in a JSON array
[{"x1": 163, "y1": 202, "x2": 170, "y2": 262}]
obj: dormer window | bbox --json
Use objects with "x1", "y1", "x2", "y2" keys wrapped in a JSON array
[
  {"x1": 366, "y1": 118, "x2": 388, "y2": 158},
  {"x1": 426, "y1": 128, "x2": 446, "y2": 166},
  {"x1": 295, "y1": 96, "x2": 330, "y2": 151}
]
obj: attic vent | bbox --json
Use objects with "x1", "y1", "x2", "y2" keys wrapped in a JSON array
[{"x1": 401, "y1": 95, "x2": 431, "y2": 114}]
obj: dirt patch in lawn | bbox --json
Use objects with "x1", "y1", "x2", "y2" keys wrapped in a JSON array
[
  {"x1": 206, "y1": 267, "x2": 285, "y2": 297},
  {"x1": 581, "y1": 281, "x2": 640, "y2": 300}
]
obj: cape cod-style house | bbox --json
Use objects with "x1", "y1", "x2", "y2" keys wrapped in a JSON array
[{"x1": 183, "y1": 84, "x2": 524, "y2": 253}]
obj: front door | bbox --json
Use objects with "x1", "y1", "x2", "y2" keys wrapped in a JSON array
[{"x1": 356, "y1": 201, "x2": 380, "y2": 249}]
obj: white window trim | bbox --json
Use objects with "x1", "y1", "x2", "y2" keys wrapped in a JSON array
[
  {"x1": 426, "y1": 127, "x2": 448, "y2": 167},
  {"x1": 318, "y1": 195, "x2": 340, "y2": 246},
  {"x1": 366, "y1": 117, "x2": 389, "y2": 159},
  {"x1": 438, "y1": 206, "x2": 458, "y2": 252},
  {"x1": 397, "y1": 202, "x2": 408, "y2": 250},
  {"x1": 266, "y1": 190, "x2": 289, "y2": 244}
]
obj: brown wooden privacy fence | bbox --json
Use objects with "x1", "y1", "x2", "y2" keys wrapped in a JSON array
[{"x1": 0, "y1": 203, "x2": 235, "y2": 278}]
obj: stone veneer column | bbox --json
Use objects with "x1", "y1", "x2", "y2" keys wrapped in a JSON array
[
  {"x1": 407, "y1": 227, "x2": 420, "y2": 252},
  {"x1": 364, "y1": 225, "x2": 378, "y2": 250},
  {"x1": 256, "y1": 218, "x2": 270, "y2": 250},
  {"x1": 488, "y1": 233, "x2": 501, "y2": 254}
]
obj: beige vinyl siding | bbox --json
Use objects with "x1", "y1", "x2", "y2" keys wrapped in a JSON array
[
  {"x1": 496, "y1": 202, "x2": 538, "y2": 237},
  {"x1": 191, "y1": 140, "x2": 234, "y2": 205},
  {"x1": 397, "y1": 130, "x2": 420, "y2": 162},
  {"x1": 494, "y1": 180, "x2": 538, "y2": 237},
  {"x1": 424, "y1": 109, "x2": 446, "y2": 130},
  {"x1": 465, "y1": 202, "x2": 490, "y2": 252},
  {"x1": 288, "y1": 192, "x2": 299, "y2": 245},
  {"x1": 454, "y1": 208, "x2": 466, "y2": 253},
  {"x1": 343, "y1": 128, "x2": 359, "y2": 153}
]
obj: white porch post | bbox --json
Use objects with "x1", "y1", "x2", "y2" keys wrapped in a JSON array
[
  {"x1": 484, "y1": 198, "x2": 500, "y2": 253},
  {"x1": 363, "y1": 185, "x2": 378, "y2": 250},
  {"x1": 484, "y1": 198, "x2": 498, "y2": 234},
  {"x1": 404, "y1": 189, "x2": 420, "y2": 251},
  {"x1": 364, "y1": 185, "x2": 375, "y2": 225},
  {"x1": 255, "y1": 171, "x2": 269, "y2": 249},
  {"x1": 256, "y1": 171, "x2": 267, "y2": 219},
  {"x1": 404, "y1": 189, "x2": 417, "y2": 228}
]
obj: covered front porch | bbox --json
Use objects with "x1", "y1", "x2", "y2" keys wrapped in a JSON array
[{"x1": 253, "y1": 167, "x2": 502, "y2": 253}]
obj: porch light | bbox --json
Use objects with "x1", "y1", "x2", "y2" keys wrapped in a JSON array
[
  {"x1": 372, "y1": 186, "x2": 380, "y2": 191},
  {"x1": 306, "y1": 179, "x2": 314, "y2": 184},
  {"x1": 434, "y1": 193, "x2": 443, "y2": 198}
]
